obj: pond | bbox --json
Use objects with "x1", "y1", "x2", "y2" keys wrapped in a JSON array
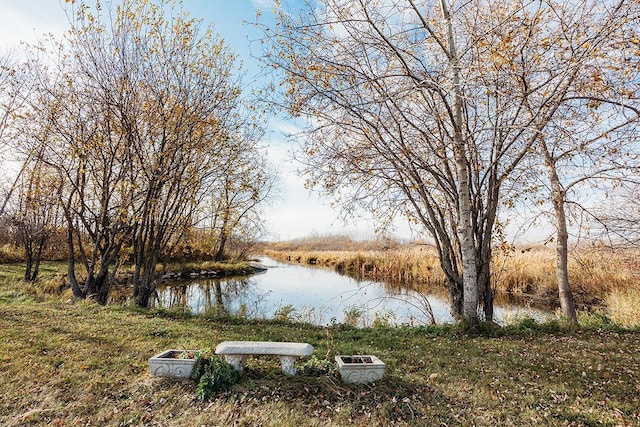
[{"x1": 153, "y1": 257, "x2": 550, "y2": 326}]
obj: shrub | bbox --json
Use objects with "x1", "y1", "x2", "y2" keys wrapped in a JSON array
[
  {"x1": 0, "y1": 244, "x2": 23, "y2": 263},
  {"x1": 343, "y1": 305, "x2": 364, "y2": 327},
  {"x1": 578, "y1": 311, "x2": 624, "y2": 331},
  {"x1": 190, "y1": 354, "x2": 240, "y2": 401}
]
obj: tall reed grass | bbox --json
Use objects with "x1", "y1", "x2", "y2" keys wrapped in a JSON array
[
  {"x1": 263, "y1": 239, "x2": 640, "y2": 326},
  {"x1": 605, "y1": 288, "x2": 640, "y2": 328},
  {"x1": 263, "y1": 245, "x2": 446, "y2": 291}
]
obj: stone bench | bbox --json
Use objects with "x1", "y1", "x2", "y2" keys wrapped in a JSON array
[{"x1": 215, "y1": 341, "x2": 314, "y2": 375}]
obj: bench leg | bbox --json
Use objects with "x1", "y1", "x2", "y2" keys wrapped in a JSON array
[
  {"x1": 224, "y1": 354, "x2": 247, "y2": 372},
  {"x1": 279, "y1": 356, "x2": 297, "y2": 375}
]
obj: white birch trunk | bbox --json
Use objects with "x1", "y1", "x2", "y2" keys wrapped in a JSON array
[{"x1": 440, "y1": 0, "x2": 479, "y2": 325}]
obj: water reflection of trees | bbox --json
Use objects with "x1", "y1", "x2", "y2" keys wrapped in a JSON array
[{"x1": 153, "y1": 277, "x2": 271, "y2": 317}]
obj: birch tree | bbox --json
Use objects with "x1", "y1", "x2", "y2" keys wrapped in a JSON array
[
  {"x1": 517, "y1": 0, "x2": 640, "y2": 321},
  {"x1": 263, "y1": 0, "x2": 639, "y2": 324}
]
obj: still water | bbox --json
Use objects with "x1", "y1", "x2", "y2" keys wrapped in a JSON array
[{"x1": 153, "y1": 257, "x2": 549, "y2": 326}]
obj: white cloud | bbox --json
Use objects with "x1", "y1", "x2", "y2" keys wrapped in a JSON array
[
  {"x1": 0, "y1": 1, "x2": 69, "y2": 50},
  {"x1": 250, "y1": 0, "x2": 275, "y2": 10}
]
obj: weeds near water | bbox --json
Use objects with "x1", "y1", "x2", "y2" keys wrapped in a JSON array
[
  {"x1": 343, "y1": 305, "x2": 365, "y2": 327},
  {"x1": 273, "y1": 303, "x2": 297, "y2": 322}
]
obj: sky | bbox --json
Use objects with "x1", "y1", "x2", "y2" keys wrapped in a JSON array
[{"x1": 0, "y1": 0, "x2": 413, "y2": 241}]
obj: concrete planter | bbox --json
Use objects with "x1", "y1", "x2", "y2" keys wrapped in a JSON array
[
  {"x1": 149, "y1": 349, "x2": 199, "y2": 378},
  {"x1": 335, "y1": 355, "x2": 385, "y2": 384}
]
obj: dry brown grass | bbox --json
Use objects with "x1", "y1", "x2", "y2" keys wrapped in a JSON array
[
  {"x1": 263, "y1": 244, "x2": 446, "y2": 291},
  {"x1": 606, "y1": 288, "x2": 640, "y2": 328},
  {"x1": 263, "y1": 234, "x2": 402, "y2": 252}
]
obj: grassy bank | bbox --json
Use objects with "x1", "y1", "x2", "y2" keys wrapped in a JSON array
[
  {"x1": 0, "y1": 260, "x2": 259, "y2": 301},
  {"x1": 1, "y1": 289, "x2": 639, "y2": 426},
  {"x1": 262, "y1": 244, "x2": 640, "y2": 326}
]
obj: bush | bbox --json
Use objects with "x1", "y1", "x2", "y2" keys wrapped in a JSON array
[
  {"x1": 190, "y1": 354, "x2": 240, "y2": 401},
  {"x1": 0, "y1": 244, "x2": 23, "y2": 263}
]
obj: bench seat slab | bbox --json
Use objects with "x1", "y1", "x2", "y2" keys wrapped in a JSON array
[
  {"x1": 215, "y1": 341, "x2": 314, "y2": 356},
  {"x1": 215, "y1": 341, "x2": 314, "y2": 375}
]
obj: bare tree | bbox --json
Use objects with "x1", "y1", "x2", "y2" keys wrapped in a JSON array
[
  {"x1": 27, "y1": 68, "x2": 137, "y2": 303},
  {"x1": 11, "y1": 156, "x2": 63, "y2": 281},
  {"x1": 591, "y1": 183, "x2": 640, "y2": 246},
  {"x1": 516, "y1": 1, "x2": 640, "y2": 321},
  {"x1": 204, "y1": 135, "x2": 277, "y2": 261},
  {"x1": 263, "y1": 0, "x2": 637, "y2": 324},
  {"x1": 101, "y1": 1, "x2": 247, "y2": 307},
  {"x1": 0, "y1": 52, "x2": 22, "y2": 152},
  {"x1": 0, "y1": 52, "x2": 30, "y2": 217},
  {"x1": 20, "y1": 0, "x2": 251, "y2": 306}
]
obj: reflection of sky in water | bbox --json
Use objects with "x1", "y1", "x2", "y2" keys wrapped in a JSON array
[{"x1": 154, "y1": 257, "x2": 550, "y2": 326}]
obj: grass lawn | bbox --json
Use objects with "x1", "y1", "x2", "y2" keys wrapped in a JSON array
[{"x1": 1, "y1": 289, "x2": 639, "y2": 426}]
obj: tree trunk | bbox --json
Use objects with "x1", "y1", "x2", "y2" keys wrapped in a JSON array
[
  {"x1": 550, "y1": 189, "x2": 578, "y2": 322},
  {"x1": 543, "y1": 147, "x2": 578, "y2": 322},
  {"x1": 30, "y1": 235, "x2": 45, "y2": 282},
  {"x1": 93, "y1": 269, "x2": 110, "y2": 305},
  {"x1": 441, "y1": 0, "x2": 479, "y2": 325},
  {"x1": 447, "y1": 275, "x2": 463, "y2": 320},
  {"x1": 66, "y1": 223, "x2": 84, "y2": 299},
  {"x1": 478, "y1": 252, "x2": 494, "y2": 323},
  {"x1": 478, "y1": 189, "x2": 500, "y2": 323},
  {"x1": 433, "y1": 235, "x2": 463, "y2": 320},
  {"x1": 214, "y1": 208, "x2": 231, "y2": 261},
  {"x1": 24, "y1": 238, "x2": 33, "y2": 281},
  {"x1": 214, "y1": 231, "x2": 228, "y2": 262},
  {"x1": 136, "y1": 285, "x2": 155, "y2": 308},
  {"x1": 133, "y1": 249, "x2": 162, "y2": 308}
]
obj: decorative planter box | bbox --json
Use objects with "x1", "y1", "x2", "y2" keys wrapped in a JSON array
[
  {"x1": 335, "y1": 355, "x2": 385, "y2": 384},
  {"x1": 149, "y1": 349, "x2": 199, "y2": 378}
]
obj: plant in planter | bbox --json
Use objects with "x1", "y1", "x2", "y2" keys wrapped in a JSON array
[
  {"x1": 148, "y1": 349, "x2": 201, "y2": 378},
  {"x1": 335, "y1": 355, "x2": 385, "y2": 384}
]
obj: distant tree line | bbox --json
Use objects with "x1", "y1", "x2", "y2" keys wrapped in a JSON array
[{"x1": 0, "y1": 0, "x2": 275, "y2": 307}]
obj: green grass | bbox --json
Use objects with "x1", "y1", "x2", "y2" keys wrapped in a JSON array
[
  {"x1": 1, "y1": 289, "x2": 639, "y2": 426},
  {"x1": 0, "y1": 262, "x2": 67, "y2": 282}
]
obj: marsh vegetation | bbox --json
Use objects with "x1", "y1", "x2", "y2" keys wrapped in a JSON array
[{"x1": 263, "y1": 235, "x2": 640, "y2": 329}]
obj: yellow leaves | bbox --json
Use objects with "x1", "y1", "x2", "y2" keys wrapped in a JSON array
[
  {"x1": 591, "y1": 71, "x2": 603, "y2": 84},
  {"x1": 540, "y1": 37, "x2": 551, "y2": 50}
]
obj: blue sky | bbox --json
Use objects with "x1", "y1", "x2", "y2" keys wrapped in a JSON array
[{"x1": 0, "y1": 0, "x2": 400, "y2": 241}]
